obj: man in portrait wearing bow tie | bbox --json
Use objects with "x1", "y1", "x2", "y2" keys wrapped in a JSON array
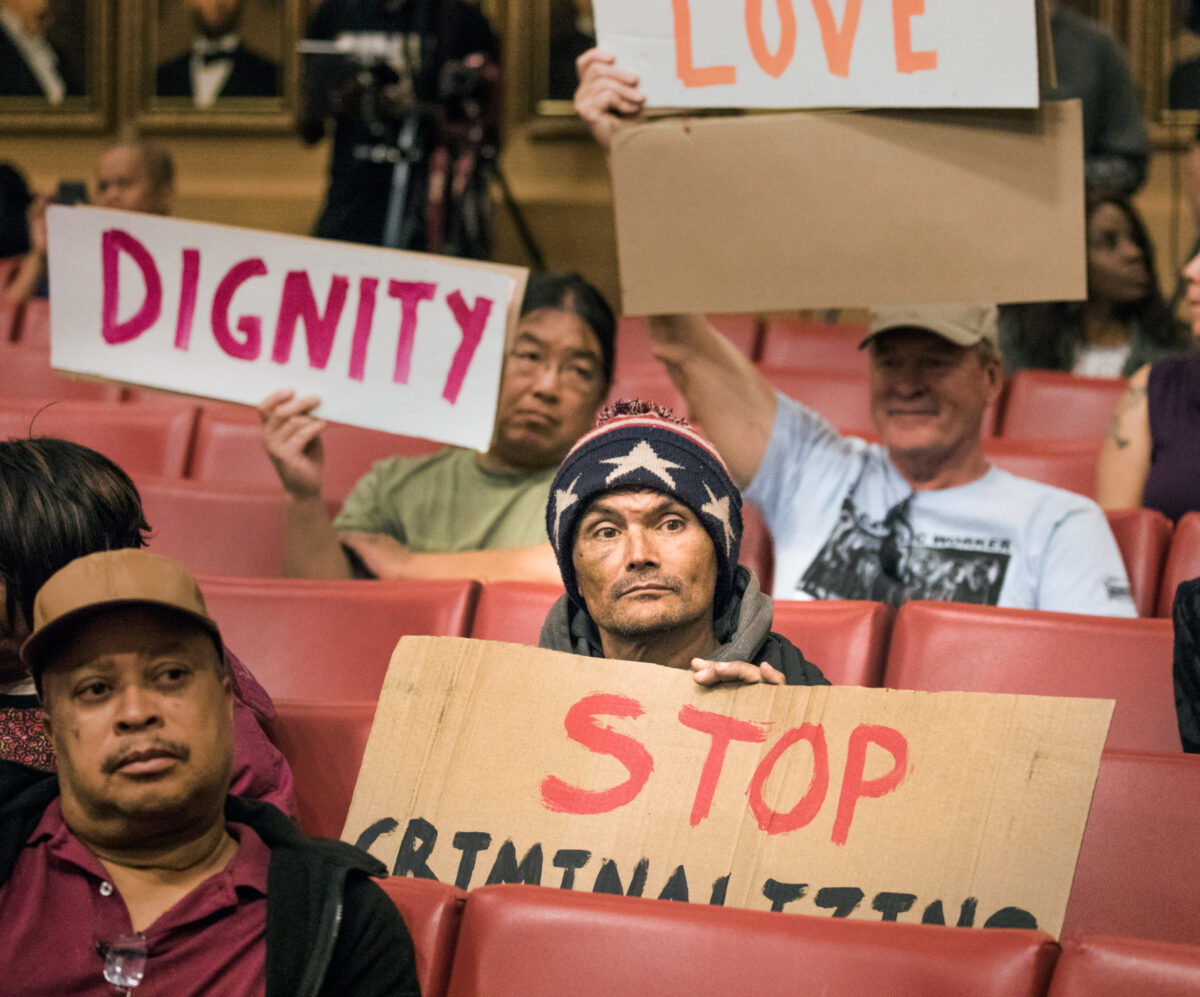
[
  {"x1": 155, "y1": 0, "x2": 280, "y2": 107},
  {"x1": 0, "y1": 0, "x2": 84, "y2": 103}
]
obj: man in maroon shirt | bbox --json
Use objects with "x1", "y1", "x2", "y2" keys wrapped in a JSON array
[{"x1": 0, "y1": 549, "x2": 417, "y2": 995}]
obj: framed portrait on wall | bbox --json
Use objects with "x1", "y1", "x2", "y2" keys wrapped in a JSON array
[
  {"x1": 1148, "y1": 0, "x2": 1200, "y2": 127},
  {"x1": 130, "y1": 0, "x2": 300, "y2": 130},
  {"x1": 0, "y1": 0, "x2": 113, "y2": 131}
]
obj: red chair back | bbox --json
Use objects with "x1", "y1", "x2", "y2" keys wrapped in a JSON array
[
  {"x1": 445, "y1": 884, "x2": 1059, "y2": 997},
  {"x1": 760, "y1": 366, "x2": 875, "y2": 436},
  {"x1": 613, "y1": 315, "x2": 760, "y2": 378},
  {"x1": 605, "y1": 368, "x2": 688, "y2": 420},
  {"x1": 0, "y1": 344, "x2": 123, "y2": 401},
  {"x1": 1061, "y1": 751, "x2": 1200, "y2": 943},
  {"x1": 1104, "y1": 508, "x2": 1172, "y2": 617},
  {"x1": 1049, "y1": 935, "x2": 1200, "y2": 995},
  {"x1": 12, "y1": 295, "x2": 48, "y2": 346},
  {"x1": 884, "y1": 601, "x2": 1177, "y2": 752},
  {"x1": 1001, "y1": 370, "x2": 1125, "y2": 441},
  {"x1": 199, "y1": 576, "x2": 480, "y2": 701},
  {"x1": 983, "y1": 438, "x2": 1100, "y2": 498},
  {"x1": 264, "y1": 699, "x2": 376, "y2": 839},
  {"x1": 470, "y1": 580, "x2": 564, "y2": 646},
  {"x1": 137, "y1": 476, "x2": 287, "y2": 577},
  {"x1": 759, "y1": 317, "x2": 869, "y2": 372},
  {"x1": 770, "y1": 599, "x2": 892, "y2": 686},
  {"x1": 1158, "y1": 512, "x2": 1200, "y2": 617},
  {"x1": 741, "y1": 500, "x2": 774, "y2": 594},
  {"x1": 378, "y1": 877, "x2": 468, "y2": 997},
  {"x1": 189, "y1": 405, "x2": 441, "y2": 500},
  {"x1": 0, "y1": 400, "x2": 196, "y2": 476}
]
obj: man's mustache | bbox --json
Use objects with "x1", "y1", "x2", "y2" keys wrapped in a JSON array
[
  {"x1": 610, "y1": 573, "x2": 684, "y2": 599},
  {"x1": 102, "y1": 740, "x2": 191, "y2": 775}
]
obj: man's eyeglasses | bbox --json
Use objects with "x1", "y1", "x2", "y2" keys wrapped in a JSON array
[
  {"x1": 99, "y1": 933, "x2": 147, "y2": 995},
  {"x1": 506, "y1": 347, "x2": 602, "y2": 395}
]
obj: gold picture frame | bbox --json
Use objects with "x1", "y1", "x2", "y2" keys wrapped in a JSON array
[
  {"x1": 128, "y1": 0, "x2": 300, "y2": 132},
  {"x1": 0, "y1": 0, "x2": 114, "y2": 132}
]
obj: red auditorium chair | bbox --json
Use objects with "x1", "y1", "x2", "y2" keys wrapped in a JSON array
[
  {"x1": 137, "y1": 476, "x2": 288, "y2": 577},
  {"x1": 0, "y1": 344, "x2": 123, "y2": 401},
  {"x1": 0, "y1": 400, "x2": 196, "y2": 477},
  {"x1": 1104, "y1": 508, "x2": 1172, "y2": 617},
  {"x1": 378, "y1": 878, "x2": 468, "y2": 997},
  {"x1": 443, "y1": 884, "x2": 1059, "y2": 997},
  {"x1": 189, "y1": 405, "x2": 441, "y2": 500},
  {"x1": 613, "y1": 314, "x2": 760, "y2": 379},
  {"x1": 758, "y1": 317, "x2": 869, "y2": 372},
  {"x1": 883, "y1": 601, "x2": 1177, "y2": 752},
  {"x1": 1049, "y1": 935, "x2": 1200, "y2": 995},
  {"x1": 198, "y1": 576, "x2": 479, "y2": 701},
  {"x1": 12, "y1": 295, "x2": 48, "y2": 346},
  {"x1": 469, "y1": 580, "x2": 564, "y2": 646},
  {"x1": 264, "y1": 699, "x2": 376, "y2": 840},
  {"x1": 1061, "y1": 751, "x2": 1200, "y2": 944},
  {"x1": 741, "y1": 500, "x2": 774, "y2": 593},
  {"x1": 770, "y1": 600, "x2": 892, "y2": 686},
  {"x1": 1000, "y1": 370, "x2": 1125, "y2": 441},
  {"x1": 983, "y1": 438, "x2": 1099, "y2": 498},
  {"x1": 1158, "y1": 512, "x2": 1200, "y2": 617},
  {"x1": 605, "y1": 367, "x2": 687, "y2": 418}
]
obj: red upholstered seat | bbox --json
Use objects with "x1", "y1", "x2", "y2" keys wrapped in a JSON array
[
  {"x1": 613, "y1": 314, "x2": 760, "y2": 379},
  {"x1": 1049, "y1": 935, "x2": 1200, "y2": 995},
  {"x1": 264, "y1": 699, "x2": 376, "y2": 840},
  {"x1": 759, "y1": 365, "x2": 875, "y2": 436},
  {"x1": 444, "y1": 884, "x2": 1059, "y2": 997},
  {"x1": 137, "y1": 476, "x2": 288, "y2": 577},
  {"x1": 0, "y1": 400, "x2": 196, "y2": 477},
  {"x1": 469, "y1": 581, "x2": 564, "y2": 646},
  {"x1": 378, "y1": 878, "x2": 468, "y2": 997},
  {"x1": 759, "y1": 317, "x2": 869, "y2": 372},
  {"x1": 605, "y1": 368, "x2": 687, "y2": 420},
  {"x1": 740, "y1": 500, "x2": 774, "y2": 593},
  {"x1": 0, "y1": 344, "x2": 123, "y2": 401},
  {"x1": 1061, "y1": 751, "x2": 1200, "y2": 943},
  {"x1": 12, "y1": 295, "x2": 48, "y2": 346},
  {"x1": 982, "y1": 438, "x2": 1100, "y2": 498},
  {"x1": 1104, "y1": 508, "x2": 1172, "y2": 617},
  {"x1": 770, "y1": 599, "x2": 892, "y2": 686},
  {"x1": 1158, "y1": 512, "x2": 1200, "y2": 617},
  {"x1": 198, "y1": 576, "x2": 479, "y2": 701},
  {"x1": 1001, "y1": 370, "x2": 1125, "y2": 441},
  {"x1": 883, "y1": 601, "x2": 1177, "y2": 752},
  {"x1": 189, "y1": 405, "x2": 442, "y2": 501}
]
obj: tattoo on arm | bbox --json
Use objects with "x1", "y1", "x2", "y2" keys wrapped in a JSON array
[{"x1": 1106, "y1": 385, "x2": 1147, "y2": 450}]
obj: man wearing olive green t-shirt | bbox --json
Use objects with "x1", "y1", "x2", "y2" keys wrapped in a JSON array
[{"x1": 259, "y1": 273, "x2": 615, "y2": 584}]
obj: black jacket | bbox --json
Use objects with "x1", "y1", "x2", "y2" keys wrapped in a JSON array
[
  {"x1": 540, "y1": 566, "x2": 829, "y2": 686},
  {"x1": 1173, "y1": 577, "x2": 1200, "y2": 753},
  {"x1": 0, "y1": 762, "x2": 418, "y2": 997}
]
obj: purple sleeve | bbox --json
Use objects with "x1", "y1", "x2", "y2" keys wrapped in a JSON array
[{"x1": 225, "y1": 647, "x2": 299, "y2": 820}]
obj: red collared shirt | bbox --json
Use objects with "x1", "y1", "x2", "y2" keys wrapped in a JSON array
[{"x1": 0, "y1": 798, "x2": 269, "y2": 995}]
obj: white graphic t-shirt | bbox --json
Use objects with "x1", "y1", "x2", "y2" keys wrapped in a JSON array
[{"x1": 746, "y1": 393, "x2": 1136, "y2": 616}]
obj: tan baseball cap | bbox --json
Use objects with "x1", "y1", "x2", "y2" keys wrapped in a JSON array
[
  {"x1": 21, "y1": 549, "x2": 223, "y2": 681},
  {"x1": 860, "y1": 303, "x2": 1000, "y2": 349}
]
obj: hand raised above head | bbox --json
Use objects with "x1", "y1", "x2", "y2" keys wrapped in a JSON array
[
  {"x1": 690, "y1": 658, "x2": 785, "y2": 687},
  {"x1": 574, "y1": 48, "x2": 645, "y2": 152},
  {"x1": 258, "y1": 389, "x2": 327, "y2": 500}
]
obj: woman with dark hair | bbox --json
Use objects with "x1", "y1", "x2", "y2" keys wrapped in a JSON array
[
  {"x1": 0, "y1": 436, "x2": 296, "y2": 815},
  {"x1": 999, "y1": 191, "x2": 1192, "y2": 379},
  {"x1": 259, "y1": 271, "x2": 617, "y2": 584}
]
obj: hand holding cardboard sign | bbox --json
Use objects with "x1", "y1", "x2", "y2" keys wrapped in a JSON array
[
  {"x1": 260, "y1": 389, "x2": 328, "y2": 501},
  {"x1": 574, "y1": 48, "x2": 644, "y2": 152},
  {"x1": 690, "y1": 658, "x2": 785, "y2": 687}
]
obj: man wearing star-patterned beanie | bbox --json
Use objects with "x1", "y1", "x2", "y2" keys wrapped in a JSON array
[{"x1": 539, "y1": 401, "x2": 828, "y2": 686}]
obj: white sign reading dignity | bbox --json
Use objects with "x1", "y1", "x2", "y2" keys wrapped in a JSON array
[
  {"x1": 594, "y1": 0, "x2": 1040, "y2": 110},
  {"x1": 46, "y1": 206, "x2": 527, "y2": 450}
]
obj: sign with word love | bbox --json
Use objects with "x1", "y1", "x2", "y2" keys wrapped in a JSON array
[
  {"x1": 594, "y1": 0, "x2": 1040, "y2": 109},
  {"x1": 46, "y1": 206, "x2": 527, "y2": 450},
  {"x1": 346, "y1": 637, "x2": 1113, "y2": 938}
]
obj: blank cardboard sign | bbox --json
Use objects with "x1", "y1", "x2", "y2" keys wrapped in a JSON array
[
  {"x1": 610, "y1": 100, "x2": 1085, "y2": 316},
  {"x1": 345, "y1": 637, "x2": 1112, "y2": 938}
]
